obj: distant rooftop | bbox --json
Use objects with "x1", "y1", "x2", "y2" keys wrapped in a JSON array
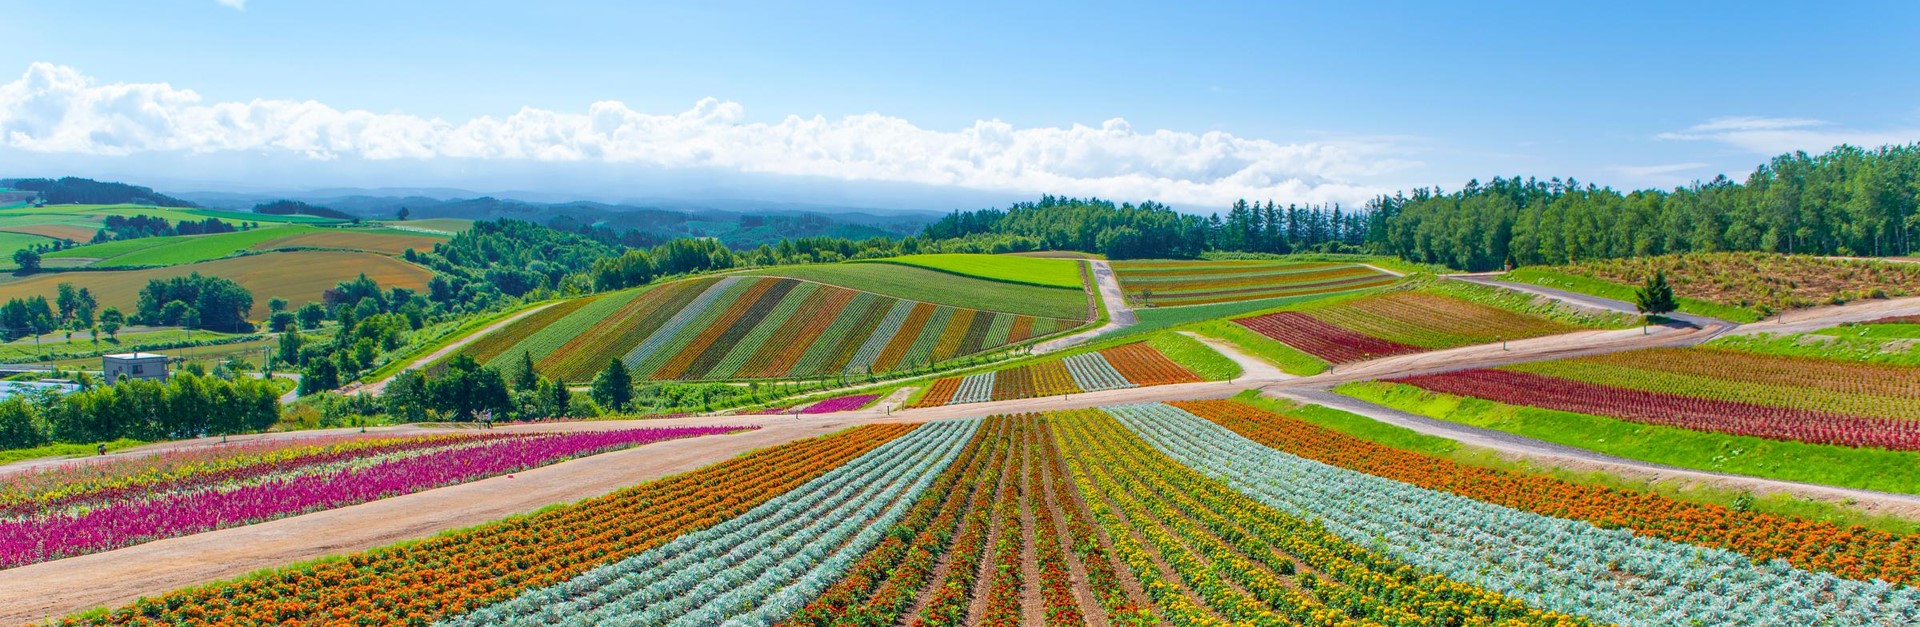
[{"x1": 103, "y1": 352, "x2": 168, "y2": 360}]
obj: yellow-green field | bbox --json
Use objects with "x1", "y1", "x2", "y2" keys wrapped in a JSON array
[{"x1": 0, "y1": 251, "x2": 434, "y2": 318}]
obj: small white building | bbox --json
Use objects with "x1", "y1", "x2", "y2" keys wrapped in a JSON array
[{"x1": 103, "y1": 352, "x2": 169, "y2": 382}]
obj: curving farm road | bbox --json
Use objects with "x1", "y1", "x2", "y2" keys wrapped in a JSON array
[{"x1": 4, "y1": 286, "x2": 1920, "y2": 623}]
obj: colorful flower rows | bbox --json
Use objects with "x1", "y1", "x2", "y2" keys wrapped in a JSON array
[
  {"x1": 442, "y1": 420, "x2": 978, "y2": 626},
  {"x1": 776, "y1": 414, "x2": 1006, "y2": 627},
  {"x1": 4, "y1": 426, "x2": 746, "y2": 569},
  {"x1": 1510, "y1": 347, "x2": 1920, "y2": 421},
  {"x1": 1391, "y1": 368, "x2": 1920, "y2": 450},
  {"x1": 59, "y1": 423, "x2": 913, "y2": 626},
  {"x1": 1112, "y1": 260, "x2": 1398, "y2": 306},
  {"x1": 1, "y1": 432, "x2": 493, "y2": 516},
  {"x1": 910, "y1": 342, "x2": 1201, "y2": 408},
  {"x1": 798, "y1": 393, "x2": 880, "y2": 414},
  {"x1": 474, "y1": 276, "x2": 1082, "y2": 382},
  {"x1": 1173, "y1": 398, "x2": 1920, "y2": 588},
  {"x1": 1060, "y1": 408, "x2": 1586, "y2": 626},
  {"x1": 1234, "y1": 290, "x2": 1578, "y2": 363},
  {"x1": 1112, "y1": 402, "x2": 1920, "y2": 624}
]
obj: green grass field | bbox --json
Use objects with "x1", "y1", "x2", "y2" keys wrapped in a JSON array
[
  {"x1": 0, "y1": 438, "x2": 147, "y2": 466},
  {"x1": 1708, "y1": 323, "x2": 1920, "y2": 366},
  {"x1": 1502, "y1": 267, "x2": 1765, "y2": 323},
  {"x1": 0, "y1": 231, "x2": 57, "y2": 270},
  {"x1": 746, "y1": 263, "x2": 1089, "y2": 319},
  {"x1": 1187, "y1": 319, "x2": 1329, "y2": 375},
  {"x1": 864, "y1": 253, "x2": 1085, "y2": 288},
  {"x1": 379, "y1": 218, "x2": 475, "y2": 234},
  {"x1": 47, "y1": 225, "x2": 320, "y2": 267},
  {"x1": 1145, "y1": 331, "x2": 1241, "y2": 380},
  {"x1": 1335, "y1": 380, "x2": 1920, "y2": 496}
]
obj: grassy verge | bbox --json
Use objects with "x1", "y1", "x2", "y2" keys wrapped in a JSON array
[
  {"x1": 0, "y1": 438, "x2": 146, "y2": 465},
  {"x1": 1187, "y1": 319, "x2": 1328, "y2": 376},
  {"x1": 1146, "y1": 331, "x2": 1241, "y2": 380},
  {"x1": 1419, "y1": 276, "x2": 1636, "y2": 329},
  {"x1": 1334, "y1": 380, "x2": 1920, "y2": 496},
  {"x1": 363, "y1": 302, "x2": 550, "y2": 382},
  {"x1": 1708, "y1": 328, "x2": 1920, "y2": 366},
  {"x1": 1229, "y1": 391, "x2": 1920, "y2": 534},
  {"x1": 1503, "y1": 268, "x2": 1762, "y2": 322}
]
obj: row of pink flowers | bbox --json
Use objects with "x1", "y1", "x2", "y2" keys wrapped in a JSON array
[
  {"x1": 0, "y1": 425, "x2": 748, "y2": 569},
  {"x1": 2, "y1": 433, "x2": 513, "y2": 518},
  {"x1": 800, "y1": 394, "x2": 880, "y2": 414}
]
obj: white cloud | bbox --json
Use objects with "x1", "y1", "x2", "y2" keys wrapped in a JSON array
[
  {"x1": 0, "y1": 62, "x2": 1411, "y2": 207},
  {"x1": 1658, "y1": 115, "x2": 1919, "y2": 155},
  {"x1": 216, "y1": 0, "x2": 245, "y2": 9}
]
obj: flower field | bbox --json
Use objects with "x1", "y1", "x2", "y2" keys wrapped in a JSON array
[
  {"x1": 1234, "y1": 290, "x2": 1580, "y2": 363},
  {"x1": 1111, "y1": 259, "x2": 1398, "y2": 306},
  {"x1": 1112, "y1": 403, "x2": 1920, "y2": 625},
  {"x1": 1390, "y1": 347, "x2": 1920, "y2": 449},
  {"x1": 1174, "y1": 399, "x2": 1920, "y2": 588},
  {"x1": 466, "y1": 276, "x2": 1081, "y2": 382},
  {"x1": 445, "y1": 419, "x2": 979, "y2": 626},
  {"x1": 908, "y1": 342, "x2": 1202, "y2": 407},
  {"x1": 1, "y1": 426, "x2": 745, "y2": 569},
  {"x1": 797, "y1": 393, "x2": 880, "y2": 414},
  {"x1": 58, "y1": 423, "x2": 913, "y2": 626},
  {"x1": 48, "y1": 406, "x2": 1920, "y2": 625},
  {"x1": 1510, "y1": 252, "x2": 1920, "y2": 313}
]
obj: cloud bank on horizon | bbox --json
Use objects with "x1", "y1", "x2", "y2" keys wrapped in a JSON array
[{"x1": 0, "y1": 62, "x2": 1420, "y2": 208}]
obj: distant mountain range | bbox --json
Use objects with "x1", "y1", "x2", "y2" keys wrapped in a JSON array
[{"x1": 2, "y1": 177, "x2": 946, "y2": 248}]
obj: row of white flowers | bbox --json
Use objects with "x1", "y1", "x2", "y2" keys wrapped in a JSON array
[
  {"x1": 441, "y1": 418, "x2": 979, "y2": 627},
  {"x1": 1062, "y1": 352, "x2": 1134, "y2": 391},
  {"x1": 951, "y1": 371, "x2": 997, "y2": 404},
  {"x1": 1106, "y1": 403, "x2": 1920, "y2": 626}
]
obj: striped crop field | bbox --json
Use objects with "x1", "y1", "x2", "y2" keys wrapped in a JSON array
[
  {"x1": 1234, "y1": 290, "x2": 1580, "y2": 363},
  {"x1": 908, "y1": 342, "x2": 1202, "y2": 407},
  {"x1": 1387, "y1": 346, "x2": 1920, "y2": 450},
  {"x1": 467, "y1": 276, "x2": 1082, "y2": 382},
  {"x1": 71, "y1": 405, "x2": 1920, "y2": 626},
  {"x1": 1111, "y1": 259, "x2": 1398, "y2": 306}
]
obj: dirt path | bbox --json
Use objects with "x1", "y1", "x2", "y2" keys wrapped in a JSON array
[
  {"x1": 13, "y1": 294, "x2": 1920, "y2": 621},
  {"x1": 1447, "y1": 273, "x2": 1735, "y2": 328},
  {"x1": 347, "y1": 301, "x2": 558, "y2": 396},
  {"x1": 1177, "y1": 330, "x2": 1291, "y2": 381},
  {"x1": 1718, "y1": 295, "x2": 1920, "y2": 336},
  {"x1": 1036, "y1": 260, "x2": 1136, "y2": 353}
]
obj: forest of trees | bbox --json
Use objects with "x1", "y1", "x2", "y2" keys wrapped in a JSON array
[
  {"x1": 252, "y1": 200, "x2": 357, "y2": 221},
  {"x1": 0, "y1": 372, "x2": 282, "y2": 448},
  {"x1": 1366, "y1": 144, "x2": 1920, "y2": 271},
  {"x1": 0, "y1": 177, "x2": 196, "y2": 207}
]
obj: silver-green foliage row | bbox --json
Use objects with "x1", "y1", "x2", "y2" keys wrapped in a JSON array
[
  {"x1": 1106, "y1": 403, "x2": 1920, "y2": 627},
  {"x1": 443, "y1": 418, "x2": 978, "y2": 627}
]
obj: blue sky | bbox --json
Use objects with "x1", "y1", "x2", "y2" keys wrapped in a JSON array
[{"x1": 1, "y1": 1, "x2": 1916, "y2": 209}]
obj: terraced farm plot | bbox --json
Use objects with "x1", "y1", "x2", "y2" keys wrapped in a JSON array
[
  {"x1": 1506, "y1": 252, "x2": 1920, "y2": 321},
  {"x1": 52, "y1": 405, "x2": 1920, "y2": 626},
  {"x1": 745, "y1": 263, "x2": 1091, "y2": 320},
  {"x1": 865, "y1": 253, "x2": 1086, "y2": 288},
  {"x1": 252, "y1": 228, "x2": 448, "y2": 255},
  {"x1": 1111, "y1": 259, "x2": 1398, "y2": 306},
  {"x1": 1387, "y1": 347, "x2": 1920, "y2": 450},
  {"x1": 466, "y1": 276, "x2": 1082, "y2": 382},
  {"x1": 45, "y1": 226, "x2": 320, "y2": 267},
  {"x1": 1233, "y1": 290, "x2": 1580, "y2": 363},
  {"x1": 0, "y1": 251, "x2": 434, "y2": 317},
  {"x1": 908, "y1": 341, "x2": 1203, "y2": 407}
]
